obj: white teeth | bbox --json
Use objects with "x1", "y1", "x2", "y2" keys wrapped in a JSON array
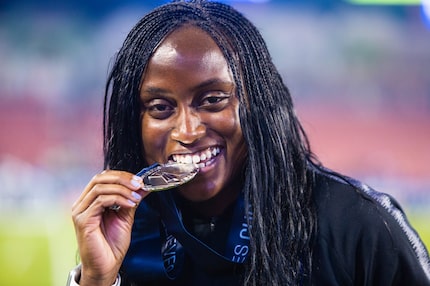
[
  {"x1": 184, "y1": 155, "x2": 192, "y2": 164},
  {"x1": 192, "y1": 154, "x2": 200, "y2": 164},
  {"x1": 197, "y1": 162, "x2": 205, "y2": 168},
  {"x1": 172, "y1": 147, "x2": 220, "y2": 166},
  {"x1": 205, "y1": 150, "x2": 211, "y2": 160}
]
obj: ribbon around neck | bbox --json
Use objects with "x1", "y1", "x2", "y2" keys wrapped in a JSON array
[{"x1": 156, "y1": 190, "x2": 251, "y2": 275}]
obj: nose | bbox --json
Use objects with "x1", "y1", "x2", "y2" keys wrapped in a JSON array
[{"x1": 170, "y1": 108, "x2": 206, "y2": 145}]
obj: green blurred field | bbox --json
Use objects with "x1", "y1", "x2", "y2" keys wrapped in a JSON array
[
  {"x1": 0, "y1": 208, "x2": 428, "y2": 286},
  {"x1": 0, "y1": 210, "x2": 77, "y2": 286},
  {"x1": 407, "y1": 209, "x2": 430, "y2": 250}
]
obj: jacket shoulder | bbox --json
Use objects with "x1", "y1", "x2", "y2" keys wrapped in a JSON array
[{"x1": 311, "y1": 167, "x2": 430, "y2": 285}]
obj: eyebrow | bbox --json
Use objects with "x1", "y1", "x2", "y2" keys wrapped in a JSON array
[
  {"x1": 141, "y1": 86, "x2": 170, "y2": 96},
  {"x1": 191, "y1": 78, "x2": 234, "y2": 92}
]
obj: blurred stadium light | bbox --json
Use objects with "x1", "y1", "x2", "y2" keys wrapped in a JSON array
[{"x1": 423, "y1": 0, "x2": 430, "y2": 26}]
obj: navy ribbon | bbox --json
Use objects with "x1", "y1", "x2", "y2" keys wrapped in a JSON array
[
  {"x1": 156, "y1": 190, "x2": 250, "y2": 274},
  {"x1": 123, "y1": 164, "x2": 250, "y2": 281}
]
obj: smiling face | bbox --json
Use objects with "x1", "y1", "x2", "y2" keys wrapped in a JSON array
[{"x1": 140, "y1": 25, "x2": 247, "y2": 207}]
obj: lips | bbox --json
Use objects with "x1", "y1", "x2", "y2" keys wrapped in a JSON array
[{"x1": 171, "y1": 146, "x2": 221, "y2": 168}]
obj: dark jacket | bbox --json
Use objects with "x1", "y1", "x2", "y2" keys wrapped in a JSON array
[{"x1": 120, "y1": 168, "x2": 430, "y2": 285}]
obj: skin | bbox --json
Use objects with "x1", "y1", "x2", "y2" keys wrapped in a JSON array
[
  {"x1": 140, "y1": 25, "x2": 247, "y2": 216},
  {"x1": 72, "y1": 25, "x2": 247, "y2": 286}
]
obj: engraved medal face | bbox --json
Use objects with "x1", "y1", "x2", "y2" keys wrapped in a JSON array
[
  {"x1": 139, "y1": 162, "x2": 199, "y2": 192},
  {"x1": 108, "y1": 162, "x2": 198, "y2": 211}
]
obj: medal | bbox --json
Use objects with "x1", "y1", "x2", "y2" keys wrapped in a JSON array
[
  {"x1": 109, "y1": 162, "x2": 198, "y2": 211},
  {"x1": 138, "y1": 162, "x2": 199, "y2": 192}
]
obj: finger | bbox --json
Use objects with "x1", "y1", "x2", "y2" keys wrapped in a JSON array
[
  {"x1": 73, "y1": 192, "x2": 138, "y2": 228},
  {"x1": 104, "y1": 189, "x2": 151, "y2": 214},
  {"x1": 72, "y1": 171, "x2": 144, "y2": 211},
  {"x1": 73, "y1": 183, "x2": 144, "y2": 216},
  {"x1": 92, "y1": 193, "x2": 139, "y2": 213},
  {"x1": 82, "y1": 170, "x2": 143, "y2": 200}
]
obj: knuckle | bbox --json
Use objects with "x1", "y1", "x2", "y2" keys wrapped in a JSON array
[
  {"x1": 91, "y1": 172, "x2": 102, "y2": 182},
  {"x1": 91, "y1": 184, "x2": 102, "y2": 195},
  {"x1": 94, "y1": 194, "x2": 106, "y2": 204}
]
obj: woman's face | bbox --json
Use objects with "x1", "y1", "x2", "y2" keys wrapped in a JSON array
[{"x1": 140, "y1": 25, "x2": 247, "y2": 204}]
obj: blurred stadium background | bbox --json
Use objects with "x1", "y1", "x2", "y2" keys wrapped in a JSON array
[{"x1": 0, "y1": 0, "x2": 429, "y2": 285}]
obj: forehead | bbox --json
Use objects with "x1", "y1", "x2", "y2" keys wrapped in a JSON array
[
  {"x1": 142, "y1": 25, "x2": 232, "y2": 84},
  {"x1": 151, "y1": 25, "x2": 224, "y2": 63}
]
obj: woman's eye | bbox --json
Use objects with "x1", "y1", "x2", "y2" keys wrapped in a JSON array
[
  {"x1": 204, "y1": 97, "x2": 223, "y2": 104},
  {"x1": 151, "y1": 104, "x2": 169, "y2": 112},
  {"x1": 200, "y1": 93, "x2": 230, "y2": 111},
  {"x1": 145, "y1": 101, "x2": 174, "y2": 119}
]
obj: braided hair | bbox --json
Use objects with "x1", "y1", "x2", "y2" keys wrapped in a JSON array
[{"x1": 104, "y1": 1, "x2": 316, "y2": 284}]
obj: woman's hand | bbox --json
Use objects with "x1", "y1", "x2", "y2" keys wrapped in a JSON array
[{"x1": 72, "y1": 170, "x2": 149, "y2": 286}]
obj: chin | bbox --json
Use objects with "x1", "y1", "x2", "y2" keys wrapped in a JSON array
[
  {"x1": 176, "y1": 180, "x2": 220, "y2": 202},
  {"x1": 177, "y1": 188, "x2": 218, "y2": 203}
]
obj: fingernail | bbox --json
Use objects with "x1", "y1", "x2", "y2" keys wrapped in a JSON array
[
  {"x1": 131, "y1": 176, "x2": 143, "y2": 188},
  {"x1": 128, "y1": 200, "x2": 136, "y2": 207},
  {"x1": 131, "y1": 191, "x2": 142, "y2": 201}
]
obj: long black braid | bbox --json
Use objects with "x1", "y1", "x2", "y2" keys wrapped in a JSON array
[{"x1": 103, "y1": 1, "x2": 316, "y2": 284}]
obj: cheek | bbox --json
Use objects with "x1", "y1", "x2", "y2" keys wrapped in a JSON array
[
  {"x1": 211, "y1": 108, "x2": 245, "y2": 149},
  {"x1": 225, "y1": 108, "x2": 247, "y2": 163},
  {"x1": 208, "y1": 109, "x2": 236, "y2": 133},
  {"x1": 211, "y1": 109, "x2": 247, "y2": 179},
  {"x1": 141, "y1": 115, "x2": 168, "y2": 163}
]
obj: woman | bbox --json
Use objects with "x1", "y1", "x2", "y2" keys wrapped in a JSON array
[{"x1": 69, "y1": 1, "x2": 430, "y2": 285}]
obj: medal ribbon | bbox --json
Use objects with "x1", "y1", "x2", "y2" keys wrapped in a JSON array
[
  {"x1": 127, "y1": 164, "x2": 250, "y2": 279},
  {"x1": 156, "y1": 191, "x2": 250, "y2": 275}
]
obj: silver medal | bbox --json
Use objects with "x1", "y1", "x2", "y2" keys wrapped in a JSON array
[
  {"x1": 139, "y1": 162, "x2": 199, "y2": 192},
  {"x1": 109, "y1": 162, "x2": 198, "y2": 211}
]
